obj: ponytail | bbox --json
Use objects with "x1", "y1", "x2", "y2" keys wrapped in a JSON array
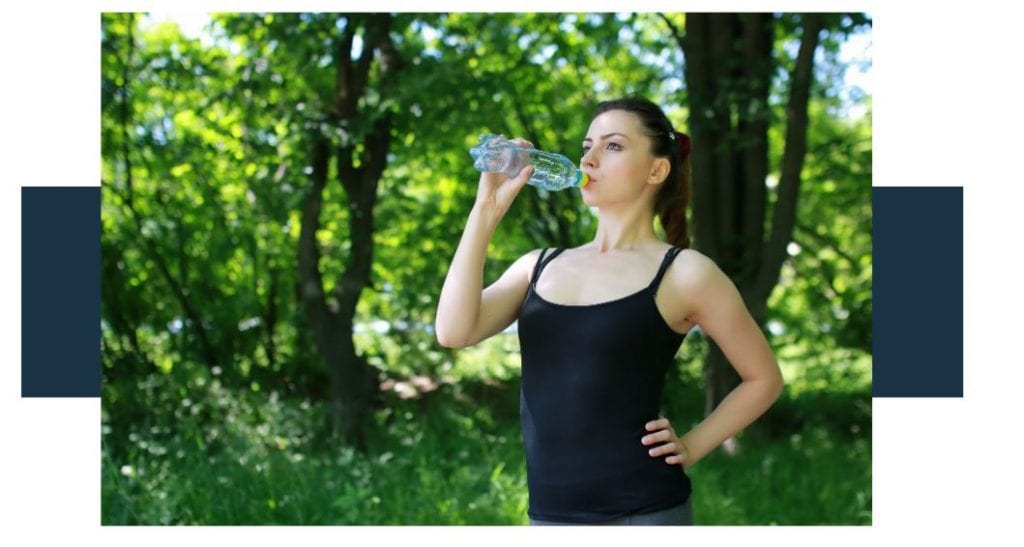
[{"x1": 656, "y1": 131, "x2": 692, "y2": 249}]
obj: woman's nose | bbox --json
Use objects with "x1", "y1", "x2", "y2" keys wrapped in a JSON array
[{"x1": 581, "y1": 148, "x2": 597, "y2": 167}]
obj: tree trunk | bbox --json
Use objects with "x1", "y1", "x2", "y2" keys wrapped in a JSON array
[
  {"x1": 296, "y1": 14, "x2": 401, "y2": 450},
  {"x1": 672, "y1": 12, "x2": 824, "y2": 441},
  {"x1": 263, "y1": 265, "x2": 279, "y2": 370}
]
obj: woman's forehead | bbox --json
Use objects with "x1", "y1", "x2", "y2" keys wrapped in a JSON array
[{"x1": 586, "y1": 110, "x2": 644, "y2": 139}]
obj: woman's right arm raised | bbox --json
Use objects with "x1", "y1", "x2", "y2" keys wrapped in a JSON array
[{"x1": 435, "y1": 138, "x2": 537, "y2": 349}]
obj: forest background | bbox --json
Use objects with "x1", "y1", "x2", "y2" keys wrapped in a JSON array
[{"x1": 100, "y1": 11, "x2": 872, "y2": 525}]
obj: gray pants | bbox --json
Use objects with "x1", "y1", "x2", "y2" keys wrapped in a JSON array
[{"x1": 528, "y1": 496, "x2": 693, "y2": 526}]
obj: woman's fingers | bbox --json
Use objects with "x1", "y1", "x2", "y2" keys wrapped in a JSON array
[
  {"x1": 647, "y1": 442, "x2": 677, "y2": 457},
  {"x1": 642, "y1": 417, "x2": 685, "y2": 463},
  {"x1": 510, "y1": 165, "x2": 534, "y2": 188},
  {"x1": 508, "y1": 137, "x2": 533, "y2": 147},
  {"x1": 499, "y1": 136, "x2": 533, "y2": 149},
  {"x1": 491, "y1": 137, "x2": 533, "y2": 184},
  {"x1": 641, "y1": 429, "x2": 673, "y2": 445},
  {"x1": 645, "y1": 418, "x2": 670, "y2": 431}
]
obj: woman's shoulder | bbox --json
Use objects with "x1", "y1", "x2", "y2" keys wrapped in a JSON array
[
  {"x1": 669, "y1": 247, "x2": 726, "y2": 290},
  {"x1": 513, "y1": 248, "x2": 548, "y2": 284},
  {"x1": 674, "y1": 246, "x2": 713, "y2": 264}
]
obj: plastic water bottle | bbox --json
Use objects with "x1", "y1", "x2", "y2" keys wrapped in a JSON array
[{"x1": 469, "y1": 133, "x2": 590, "y2": 191}]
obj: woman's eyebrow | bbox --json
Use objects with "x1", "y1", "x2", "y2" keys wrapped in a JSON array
[{"x1": 583, "y1": 132, "x2": 630, "y2": 143}]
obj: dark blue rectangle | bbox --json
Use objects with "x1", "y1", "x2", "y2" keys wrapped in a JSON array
[
  {"x1": 873, "y1": 186, "x2": 963, "y2": 397},
  {"x1": 22, "y1": 187, "x2": 101, "y2": 397}
]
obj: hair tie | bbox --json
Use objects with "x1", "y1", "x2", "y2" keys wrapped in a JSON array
[{"x1": 676, "y1": 132, "x2": 691, "y2": 159}]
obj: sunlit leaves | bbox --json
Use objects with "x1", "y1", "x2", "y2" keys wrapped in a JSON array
[{"x1": 102, "y1": 9, "x2": 872, "y2": 431}]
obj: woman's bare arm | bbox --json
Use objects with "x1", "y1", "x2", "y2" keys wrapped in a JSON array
[
  {"x1": 670, "y1": 250, "x2": 785, "y2": 467},
  {"x1": 435, "y1": 206, "x2": 538, "y2": 348},
  {"x1": 435, "y1": 138, "x2": 537, "y2": 348}
]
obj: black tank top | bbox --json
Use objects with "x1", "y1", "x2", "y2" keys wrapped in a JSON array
[{"x1": 517, "y1": 246, "x2": 692, "y2": 523}]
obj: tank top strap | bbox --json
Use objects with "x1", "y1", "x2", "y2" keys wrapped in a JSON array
[
  {"x1": 531, "y1": 247, "x2": 564, "y2": 286},
  {"x1": 647, "y1": 246, "x2": 684, "y2": 293}
]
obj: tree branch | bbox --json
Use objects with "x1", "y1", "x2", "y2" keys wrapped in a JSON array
[
  {"x1": 795, "y1": 221, "x2": 860, "y2": 267},
  {"x1": 753, "y1": 13, "x2": 825, "y2": 316},
  {"x1": 115, "y1": 14, "x2": 220, "y2": 368}
]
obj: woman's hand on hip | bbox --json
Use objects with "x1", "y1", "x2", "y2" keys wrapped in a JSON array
[{"x1": 642, "y1": 417, "x2": 690, "y2": 466}]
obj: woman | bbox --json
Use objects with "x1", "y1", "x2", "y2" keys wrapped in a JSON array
[{"x1": 435, "y1": 97, "x2": 784, "y2": 525}]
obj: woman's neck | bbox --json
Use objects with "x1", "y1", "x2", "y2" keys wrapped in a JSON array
[{"x1": 587, "y1": 208, "x2": 661, "y2": 253}]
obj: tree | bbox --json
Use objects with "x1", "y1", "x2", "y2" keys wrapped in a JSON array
[
  {"x1": 100, "y1": 11, "x2": 872, "y2": 460},
  {"x1": 662, "y1": 13, "x2": 860, "y2": 429},
  {"x1": 305, "y1": 14, "x2": 405, "y2": 449}
]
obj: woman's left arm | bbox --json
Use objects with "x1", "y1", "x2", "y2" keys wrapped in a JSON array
[{"x1": 644, "y1": 251, "x2": 784, "y2": 469}]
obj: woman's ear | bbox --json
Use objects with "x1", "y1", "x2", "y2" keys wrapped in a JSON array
[{"x1": 647, "y1": 157, "x2": 671, "y2": 186}]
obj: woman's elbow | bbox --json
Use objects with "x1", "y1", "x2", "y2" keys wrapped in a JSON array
[
  {"x1": 435, "y1": 329, "x2": 469, "y2": 349},
  {"x1": 433, "y1": 314, "x2": 462, "y2": 348},
  {"x1": 749, "y1": 364, "x2": 784, "y2": 401}
]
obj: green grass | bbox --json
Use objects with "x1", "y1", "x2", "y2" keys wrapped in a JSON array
[
  {"x1": 691, "y1": 425, "x2": 870, "y2": 524},
  {"x1": 102, "y1": 367, "x2": 870, "y2": 525}
]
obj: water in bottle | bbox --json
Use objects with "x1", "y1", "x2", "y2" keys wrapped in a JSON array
[{"x1": 469, "y1": 133, "x2": 590, "y2": 191}]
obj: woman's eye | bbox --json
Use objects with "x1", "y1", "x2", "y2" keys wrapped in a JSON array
[{"x1": 582, "y1": 143, "x2": 621, "y2": 154}]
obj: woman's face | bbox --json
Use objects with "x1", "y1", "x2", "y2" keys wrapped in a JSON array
[{"x1": 579, "y1": 109, "x2": 668, "y2": 209}]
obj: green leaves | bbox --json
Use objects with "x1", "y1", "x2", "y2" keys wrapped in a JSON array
[
  {"x1": 102, "y1": 10, "x2": 873, "y2": 382},
  {"x1": 102, "y1": 12, "x2": 872, "y2": 522}
]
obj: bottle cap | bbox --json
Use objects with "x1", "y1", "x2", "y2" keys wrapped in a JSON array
[{"x1": 578, "y1": 171, "x2": 590, "y2": 188}]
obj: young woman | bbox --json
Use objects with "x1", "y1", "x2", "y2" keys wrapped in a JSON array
[{"x1": 435, "y1": 97, "x2": 784, "y2": 525}]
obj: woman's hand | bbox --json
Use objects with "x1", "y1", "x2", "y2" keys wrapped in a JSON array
[
  {"x1": 642, "y1": 417, "x2": 690, "y2": 466},
  {"x1": 474, "y1": 136, "x2": 535, "y2": 216}
]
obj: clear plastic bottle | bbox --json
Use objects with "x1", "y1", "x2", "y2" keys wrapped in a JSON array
[{"x1": 469, "y1": 133, "x2": 590, "y2": 191}]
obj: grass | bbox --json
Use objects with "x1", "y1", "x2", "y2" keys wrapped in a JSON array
[
  {"x1": 691, "y1": 425, "x2": 871, "y2": 524},
  {"x1": 102, "y1": 364, "x2": 871, "y2": 525}
]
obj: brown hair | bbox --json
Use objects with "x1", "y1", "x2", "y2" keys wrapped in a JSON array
[{"x1": 592, "y1": 97, "x2": 692, "y2": 249}]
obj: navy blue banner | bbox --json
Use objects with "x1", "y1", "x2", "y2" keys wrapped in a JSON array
[
  {"x1": 22, "y1": 187, "x2": 100, "y2": 397},
  {"x1": 19, "y1": 185, "x2": 963, "y2": 399},
  {"x1": 872, "y1": 186, "x2": 963, "y2": 397}
]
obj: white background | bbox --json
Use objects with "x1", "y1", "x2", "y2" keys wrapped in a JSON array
[{"x1": 3, "y1": 0, "x2": 1019, "y2": 544}]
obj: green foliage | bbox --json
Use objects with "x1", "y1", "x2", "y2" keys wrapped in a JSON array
[
  {"x1": 102, "y1": 368, "x2": 529, "y2": 524},
  {"x1": 103, "y1": 367, "x2": 868, "y2": 524},
  {"x1": 767, "y1": 99, "x2": 872, "y2": 356},
  {"x1": 101, "y1": 11, "x2": 872, "y2": 525},
  {"x1": 693, "y1": 424, "x2": 871, "y2": 525}
]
